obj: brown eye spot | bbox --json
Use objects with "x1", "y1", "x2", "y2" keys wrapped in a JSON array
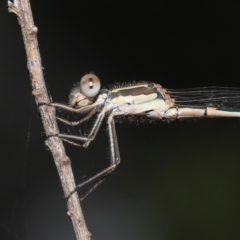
[{"x1": 80, "y1": 74, "x2": 101, "y2": 98}]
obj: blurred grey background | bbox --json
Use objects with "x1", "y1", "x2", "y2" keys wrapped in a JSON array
[{"x1": 1, "y1": 1, "x2": 240, "y2": 239}]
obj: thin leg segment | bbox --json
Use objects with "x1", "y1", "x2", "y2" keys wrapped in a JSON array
[
  {"x1": 58, "y1": 108, "x2": 107, "y2": 148},
  {"x1": 56, "y1": 107, "x2": 98, "y2": 126},
  {"x1": 51, "y1": 102, "x2": 98, "y2": 114}
]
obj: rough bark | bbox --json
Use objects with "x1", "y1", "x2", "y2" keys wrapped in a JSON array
[{"x1": 8, "y1": 1, "x2": 91, "y2": 239}]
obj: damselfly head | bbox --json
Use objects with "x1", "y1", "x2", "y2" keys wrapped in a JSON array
[{"x1": 69, "y1": 74, "x2": 101, "y2": 109}]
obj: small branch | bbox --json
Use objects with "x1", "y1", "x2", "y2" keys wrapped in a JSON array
[{"x1": 8, "y1": 0, "x2": 91, "y2": 239}]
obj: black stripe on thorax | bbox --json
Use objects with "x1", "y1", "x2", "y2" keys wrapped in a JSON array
[{"x1": 108, "y1": 84, "x2": 161, "y2": 100}]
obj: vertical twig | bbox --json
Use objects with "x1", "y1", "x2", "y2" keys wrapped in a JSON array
[{"x1": 7, "y1": 0, "x2": 91, "y2": 239}]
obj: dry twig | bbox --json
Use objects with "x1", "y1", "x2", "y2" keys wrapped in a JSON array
[{"x1": 7, "y1": 0, "x2": 91, "y2": 239}]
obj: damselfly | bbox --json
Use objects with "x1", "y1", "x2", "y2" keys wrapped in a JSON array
[{"x1": 52, "y1": 74, "x2": 240, "y2": 199}]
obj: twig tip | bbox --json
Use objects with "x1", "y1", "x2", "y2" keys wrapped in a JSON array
[{"x1": 8, "y1": 1, "x2": 19, "y2": 16}]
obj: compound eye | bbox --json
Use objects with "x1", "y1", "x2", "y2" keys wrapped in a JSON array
[{"x1": 80, "y1": 74, "x2": 101, "y2": 98}]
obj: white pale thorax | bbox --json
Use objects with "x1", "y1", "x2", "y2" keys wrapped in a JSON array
[{"x1": 99, "y1": 85, "x2": 171, "y2": 117}]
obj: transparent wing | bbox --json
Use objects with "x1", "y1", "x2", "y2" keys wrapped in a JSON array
[{"x1": 167, "y1": 87, "x2": 240, "y2": 110}]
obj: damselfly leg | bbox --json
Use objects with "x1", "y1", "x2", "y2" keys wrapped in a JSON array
[
  {"x1": 59, "y1": 110, "x2": 121, "y2": 201},
  {"x1": 56, "y1": 107, "x2": 98, "y2": 127}
]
